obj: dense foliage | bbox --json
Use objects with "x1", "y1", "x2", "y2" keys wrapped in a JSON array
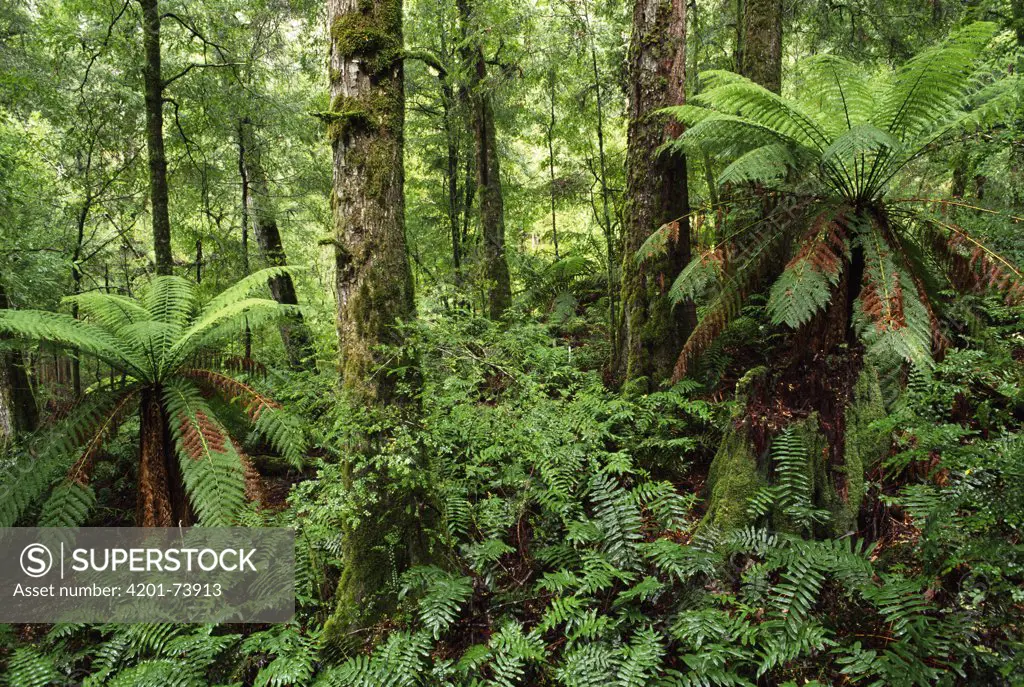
[{"x1": 1, "y1": 0, "x2": 1023, "y2": 685}]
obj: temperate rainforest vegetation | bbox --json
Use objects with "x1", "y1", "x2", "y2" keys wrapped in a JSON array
[{"x1": 1, "y1": 0, "x2": 1024, "y2": 684}]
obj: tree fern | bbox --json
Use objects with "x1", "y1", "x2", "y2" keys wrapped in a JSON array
[
  {"x1": 0, "y1": 268, "x2": 305, "y2": 526},
  {"x1": 656, "y1": 23, "x2": 1021, "y2": 382}
]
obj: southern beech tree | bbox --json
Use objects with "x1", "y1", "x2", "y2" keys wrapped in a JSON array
[
  {"x1": 458, "y1": 0, "x2": 512, "y2": 319},
  {"x1": 325, "y1": 0, "x2": 427, "y2": 645},
  {"x1": 736, "y1": 0, "x2": 782, "y2": 93},
  {"x1": 661, "y1": 23, "x2": 1022, "y2": 533},
  {"x1": 618, "y1": 0, "x2": 693, "y2": 388},
  {"x1": 138, "y1": 0, "x2": 174, "y2": 275}
]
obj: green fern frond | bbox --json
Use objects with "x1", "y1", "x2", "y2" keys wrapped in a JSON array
[
  {"x1": 589, "y1": 472, "x2": 643, "y2": 567},
  {"x1": 64, "y1": 292, "x2": 150, "y2": 334},
  {"x1": 767, "y1": 207, "x2": 850, "y2": 328},
  {"x1": 204, "y1": 266, "x2": 302, "y2": 314},
  {"x1": 694, "y1": 70, "x2": 830, "y2": 150},
  {"x1": 141, "y1": 275, "x2": 197, "y2": 328},
  {"x1": 0, "y1": 308, "x2": 146, "y2": 376},
  {"x1": 183, "y1": 369, "x2": 307, "y2": 467},
  {"x1": 163, "y1": 380, "x2": 247, "y2": 526},
  {"x1": 872, "y1": 22, "x2": 996, "y2": 140},
  {"x1": 400, "y1": 566, "x2": 473, "y2": 639},
  {"x1": 39, "y1": 480, "x2": 96, "y2": 527},
  {"x1": 0, "y1": 388, "x2": 139, "y2": 526},
  {"x1": 717, "y1": 143, "x2": 801, "y2": 187},
  {"x1": 854, "y1": 224, "x2": 933, "y2": 369},
  {"x1": 166, "y1": 298, "x2": 301, "y2": 374}
]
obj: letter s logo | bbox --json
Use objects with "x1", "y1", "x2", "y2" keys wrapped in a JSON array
[{"x1": 20, "y1": 544, "x2": 53, "y2": 578}]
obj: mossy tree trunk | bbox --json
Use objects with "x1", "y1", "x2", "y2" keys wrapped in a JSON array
[
  {"x1": 457, "y1": 0, "x2": 511, "y2": 319},
  {"x1": 618, "y1": 0, "x2": 695, "y2": 390},
  {"x1": 238, "y1": 119, "x2": 316, "y2": 370},
  {"x1": 325, "y1": 0, "x2": 428, "y2": 649},
  {"x1": 139, "y1": 0, "x2": 173, "y2": 276},
  {"x1": 737, "y1": 0, "x2": 782, "y2": 93}
]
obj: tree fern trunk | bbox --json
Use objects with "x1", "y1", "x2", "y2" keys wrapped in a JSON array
[
  {"x1": 618, "y1": 0, "x2": 695, "y2": 390},
  {"x1": 0, "y1": 284, "x2": 37, "y2": 437},
  {"x1": 701, "y1": 213, "x2": 885, "y2": 537},
  {"x1": 137, "y1": 388, "x2": 173, "y2": 527}
]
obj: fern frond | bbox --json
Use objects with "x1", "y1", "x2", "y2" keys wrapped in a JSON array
[
  {"x1": 854, "y1": 224, "x2": 932, "y2": 368},
  {"x1": 5, "y1": 647, "x2": 62, "y2": 687},
  {"x1": 140, "y1": 275, "x2": 198, "y2": 328},
  {"x1": 589, "y1": 471, "x2": 643, "y2": 567},
  {"x1": 162, "y1": 380, "x2": 247, "y2": 526},
  {"x1": 694, "y1": 70, "x2": 831, "y2": 150},
  {"x1": 926, "y1": 218, "x2": 1024, "y2": 304},
  {"x1": 182, "y1": 369, "x2": 307, "y2": 467},
  {"x1": 636, "y1": 219, "x2": 684, "y2": 265},
  {"x1": 667, "y1": 245, "x2": 726, "y2": 304},
  {"x1": 39, "y1": 480, "x2": 97, "y2": 527},
  {"x1": 800, "y1": 55, "x2": 877, "y2": 130},
  {"x1": 167, "y1": 298, "x2": 300, "y2": 373},
  {"x1": 64, "y1": 292, "x2": 151, "y2": 333},
  {"x1": 0, "y1": 308, "x2": 146, "y2": 376},
  {"x1": 873, "y1": 22, "x2": 996, "y2": 140},
  {"x1": 400, "y1": 566, "x2": 473, "y2": 639},
  {"x1": 767, "y1": 207, "x2": 850, "y2": 328},
  {"x1": 0, "y1": 388, "x2": 139, "y2": 526},
  {"x1": 673, "y1": 215, "x2": 791, "y2": 381},
  {"x1": 204, "y1": 266, "x2": 302, "y2": 314},
  {"x1": 717, "y1": 144, "x2": 798, "y2": 187}
]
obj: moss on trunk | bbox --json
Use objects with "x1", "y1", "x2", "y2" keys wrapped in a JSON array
[
  {"x1": 701, "y1": 367, "x2": 766, "y2": 532},
  {"x1": 325, "y1": 0, "x2": 429, "y2": 652},
  {"x1": 618, "y1": 0, "x2": 694, "y2": 390}
]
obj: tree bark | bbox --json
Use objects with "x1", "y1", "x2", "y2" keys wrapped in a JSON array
[
  {"x1": 238, "y1": 119, "x2": 316, "y2": 369},
  {"x1": 618, "y1": 0, "x2": 694, "y2": 389},
  {"x1": 139, "y1": 0, "x2": 173, "y2": 275},
  {"x1": 325, "y1": 0, "x2": 426, "y2": 649},
  {"x1": 737, "y1": 0, "x2": 782, "y2": 93},
  {"x1": 0, "y1": 284, "x2": 37, "y2": 439},
  {"x1": 136, "y1": 387, "x2": 178, "y2": 528},
  {"x1": 547, "y1": 68, "x2": 559, "y2": 260},
  {"x1": 458, "y1": 0, "x2": 511, "y2": 319}
]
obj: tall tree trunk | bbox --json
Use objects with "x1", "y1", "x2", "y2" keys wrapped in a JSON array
[
  {"x1": 618, "y1": 0, "x2": 694, "y2": 389},
  {"x1": 237, "y1": 127, "x2": 253, "y2": 359},
  {"x1": 139, "y1": 0, "x2": 173, "y2": 275},
  {"x1": 0, "y1": 284, "x2": 37, "y2": 440},
  {"x1": 547, "y1": 68, "x2": 559, "y2": 260},
  {"x1": 325, "y1": 0, "x2": 426, "y2": 649},
  {"x1": 238, "y1": 119, "x2": 316, "y2": 369},
  {"x1": 458, "y1": 0, "x2": 511, "y2": 319},
  {"x1": 443, "y1": 86, "x2": 463, "y2": 282},
  {"x1": 585, "y1": 3, "x2": 617, "y2": 365},
  {"x1": 737, "y1": 0, "x2": 782, "y2": 93}
]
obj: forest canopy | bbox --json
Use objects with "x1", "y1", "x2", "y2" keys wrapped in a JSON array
[{"x1": 0, "y1": 0, "x2": 1023, "y2": 684}]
